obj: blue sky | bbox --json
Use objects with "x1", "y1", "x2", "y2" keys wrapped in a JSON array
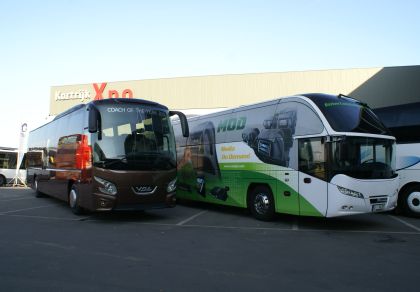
[{"x1": 1, "y1": 0, "x2": 420, "y2": 147}]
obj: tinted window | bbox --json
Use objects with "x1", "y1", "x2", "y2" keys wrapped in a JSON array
[
  {"x1": 387, "y1": 126, "x2": 420, "y2": 144},
  {"x1": 172, "y1": 120, "x2": 187, "y2": 147},
  {"x1": 298, "y1": 138, "x2": 327, "y2": 180},
  {"x1": 278, "y1": 101, "x2": 324, "y2": 136},
  {"x1": 67, "y1": 109, "x2": 85, "y2": 135},
  {"x1": 329, "y1": 137, "x2": 396, "y2": 180},
  {"x1": 183, "y1": 111, "x2": 234, "y2": 146},
  {"x1": 92, "y1": 104, "x2": 176, "y2": 171},
  {"x1": 374, "y1": 103, "x2": 420, "y2": 143},
  {"x1": 240, "y1": 103, "x2": 296, "y2": 167},
  {"x1": 306, "y1": 94, "x2": 389, "y2": 135},
  {"x1": 26, "y1": 151, "x2": 43, "y2": 168},
  {"x1": 0, "y1": 152, "x2": 17, "y2": 169},
  {"x1": 232, "y1": 105, "x2": 276, "y2": 143}
]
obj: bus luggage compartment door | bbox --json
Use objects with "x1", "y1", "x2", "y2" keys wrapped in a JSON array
[{"x1": 276, "y1": 170, "x2": 299, "y2": 215}]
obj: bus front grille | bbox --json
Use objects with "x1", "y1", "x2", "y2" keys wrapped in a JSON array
[{"x1": 369, "y1": 196, "x2": 388, "y2": 205}]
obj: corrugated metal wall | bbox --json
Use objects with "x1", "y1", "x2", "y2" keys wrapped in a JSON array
[{"x1": 50, "y1": 66, "x2": 420, "y2": 115}]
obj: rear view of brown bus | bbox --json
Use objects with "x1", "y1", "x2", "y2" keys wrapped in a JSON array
[{"x1": 26, "y1": 98, "x2": 189, "y2": 214}]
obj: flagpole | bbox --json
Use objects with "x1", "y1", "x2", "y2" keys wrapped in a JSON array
[{"x1": 11, "y1": 123, "x2": 27, "y2": 187}]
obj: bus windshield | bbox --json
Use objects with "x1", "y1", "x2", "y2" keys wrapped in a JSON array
[
  {"x1": 92, "y1": 104, "x2": 176, "y2": 171},
  {"x1": 307, "y1": 94, "x2": 389, "y2": 135},
  {"x1": 329, "y1": 137, "x2": 396, "y2": 179}
]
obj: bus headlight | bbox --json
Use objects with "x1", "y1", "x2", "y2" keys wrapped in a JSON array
[
  {"x1": 337, "y1": 186, "x2": 364, "y2": 199},
  {"x1": 167, "y1": 178, "x2": 177, "y2": 193},
  {"x1": 94, "y1": 176, "x2": 117, "y2": 196}
]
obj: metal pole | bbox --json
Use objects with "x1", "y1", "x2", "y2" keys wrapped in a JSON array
[{"x1": 11, "y1": 123, "x2": 27, "y2": 187}]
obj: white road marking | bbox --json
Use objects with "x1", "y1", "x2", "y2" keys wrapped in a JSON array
[
  {"x1": 34, "y1": 241, "x2": 145, "y2": 262},
  {"x1": 388, "y1": 215, "x2": 420, "y2": 232},
  {"x1": 176, "y1": 210, "x2": 208, "y2": 226},
  {"x1": 0, "y1": 197, "x2": 36, "y2": 202},
  {"x1": 1, "y1": 212, "x2": 420, "y2": 235},
  {"x1": 0, "y1": 213, "x2": 91, "y2": 221},
  {"x1": 34, "y1": 241, "x2": 75, "y2": 250},
  {"x1": 175, "y1": 223, "x2": 420, "y2": 236},
  {"x1": 1, "y1": 199, "x2": 419, "y2": 236},
  {"x1": 0, "y1": 204, "x2": 55, "y2": 214}
]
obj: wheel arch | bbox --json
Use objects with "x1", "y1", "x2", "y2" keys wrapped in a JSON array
[
  {"x1": 246, "y1": 182, "x2": 274, "y2": 209},
  {"x1": 398, "y1": 181, "x2": 420, "y2": 200},
  {"x1": 67, "y1": 180, "x2": 76, "y2": 201},
  {"x1": 396, "y1": 181, "x2": 420, "y2": 216}
]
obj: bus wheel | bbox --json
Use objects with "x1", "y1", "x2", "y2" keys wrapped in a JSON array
[
  {"x1": 400, "y1": 185, "x2": 420, "y2": 217},
  {"x1": 69, "y1": 186, "x2": 84, "y2": 215},
  {"x1": 34, "y1": 177, "x2": 44, "y2": 198},
  {"x1": 249, "y1": 186, "x2": 275, "y2": 221},
  {"x1": 0, "y1": 175, "x2": 5, "y2": 187}
]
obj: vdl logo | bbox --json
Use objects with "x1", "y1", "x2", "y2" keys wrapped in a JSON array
[
  {"x1": 132, "y1": 185, "x2": 156, "y2": 195},
  {"x1": 217, "y1": 117, "x2": 247, "y2": 132}
]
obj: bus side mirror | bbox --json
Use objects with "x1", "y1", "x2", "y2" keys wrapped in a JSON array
[
  {"x1": 88, "y1": 105, "x2": 102, "y2": 140},
  {"x1": 170, "y1": 111, "x2": 189, "y2": 137}
]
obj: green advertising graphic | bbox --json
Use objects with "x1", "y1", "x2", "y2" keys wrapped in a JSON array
[{"x1": 177, "y1": 157, "x2": 323, "y2": 217}]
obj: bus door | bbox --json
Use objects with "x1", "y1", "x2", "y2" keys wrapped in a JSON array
[
  {"x1": 298, "y1": 137, "x2": 328, "y2": 216},
  {"x1": 36, "y1": 148, "x2": 50, "y2": 192}
]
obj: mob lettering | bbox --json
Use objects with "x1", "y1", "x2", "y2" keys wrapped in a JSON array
[{"x1": 217, "y1": 117, "x2": 247, "y2": 132}]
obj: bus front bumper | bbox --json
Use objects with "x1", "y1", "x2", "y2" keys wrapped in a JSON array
[
  {"x1": 326, "y1": 174, "x2": 399, "y2": 217},
  {"x1": 92, "y1": 192, "x2": 176, "y2": 212}
]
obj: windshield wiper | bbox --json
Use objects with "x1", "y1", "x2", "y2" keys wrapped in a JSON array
[{"x1": 95, "y1": 156, "x2": 128, "y2": 168}]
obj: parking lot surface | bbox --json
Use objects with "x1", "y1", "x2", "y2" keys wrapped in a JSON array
[{"x1": 1, "y1": 187, "x2": 420, "y2": 291}]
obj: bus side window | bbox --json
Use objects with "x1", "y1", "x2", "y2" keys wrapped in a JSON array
[
  {"x1": 299, "y1": 140, "x2": 313, "y2": 172},
  {"x1": 298, "y1": 138, "x2": 326, "y2": 180},
  {"x1": 0, "y1": 152, "x2": 17, "y2": 169}
]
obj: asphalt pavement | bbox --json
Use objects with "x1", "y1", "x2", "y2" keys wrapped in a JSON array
[{"x1": 1, "y1": 187, "x2": 419, "y2": 292}]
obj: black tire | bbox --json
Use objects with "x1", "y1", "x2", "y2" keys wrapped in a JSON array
[
  {"x1": 34, "y1": 177, "x2": 44, "y2": 198},
  {"x1": 0, "y1": 175, "x2": 5, "y2": 187},
  {"x1": 398, "y1": 185, "x2": 420, "y2": 218},
  {"x1": 248, "y1": 185, "x2": 275, "y2": 221},
  {"x1": 69, "y1": 185, "x2": 84, "y2": 215}
]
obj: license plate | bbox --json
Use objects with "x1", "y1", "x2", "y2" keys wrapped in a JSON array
[{"x1": 372, "y1": 204, "x2": 385, "y2": 212}]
